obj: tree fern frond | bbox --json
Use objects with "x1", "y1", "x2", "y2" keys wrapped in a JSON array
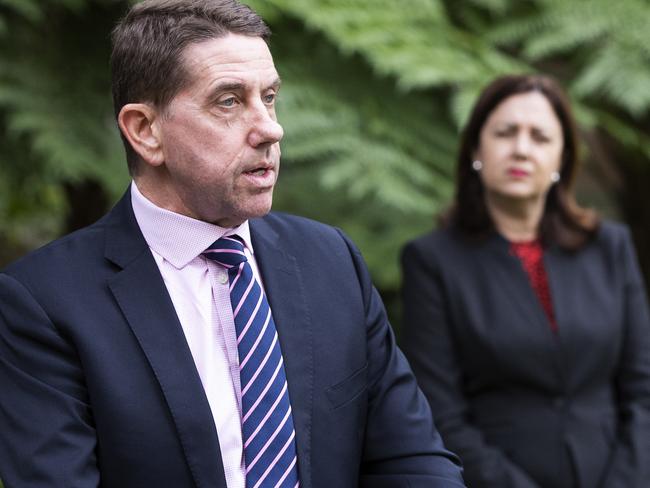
[
  {"x1": 484, "y1": 9, "x2": 547, "y2": 46},
  {"x1": 522, "y1": 18, "x2": 607, "y2": 60},
  {"x1": 481, "y1": 0, "x2": 650, "y2": 117},
  {"x1": 488, "y1": 7, "x2": 593, "y2": 55},
  {"x1": 449, "y1": 82, "x2": 483, "y2": 130},
  {"x1": 0, "y1": 4, "x2": 129, "y2": 199},
  {"x1": 464, "y1": 0, "x2": 512, "y2": 15},
  {"x1": 572, "y1": 43, "x2": 650, "y2": 118},
  {"x1": 266, "y1": 0, "x2": 521, "y2": 89}
]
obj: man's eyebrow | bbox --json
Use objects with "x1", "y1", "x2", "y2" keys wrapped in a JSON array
[
  {"x1": 267, "y1": 77, "x2": 282, "y2": 90},
  {"x1": 205, "y1": 77, "x2": 282, "y2": 101},
  {"x1": 208, "y1": 81, "x2": 246, "y2": 97}
]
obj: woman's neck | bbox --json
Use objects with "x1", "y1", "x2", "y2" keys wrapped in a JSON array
[{"x1": 485, "y1": 192, "x2": 545, "y2": 242}]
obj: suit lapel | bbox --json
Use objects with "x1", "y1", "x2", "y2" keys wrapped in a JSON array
[
  {"x1": 544, "y1": 247, "x2": 573, "y2": 386},
  {"x1": 250, "y1": 217, "x2": 314, "y2": 488},
  {"x1": 483, "y1": 235, "x2": 564, "y2": 383},
  {"x1": 104, "y1": 192, "x2": 227, "y2": 488}
]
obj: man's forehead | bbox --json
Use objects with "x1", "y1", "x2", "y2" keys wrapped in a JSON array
[{"x1": 182, "y1": 34, "x2": 277, "y2": 80}]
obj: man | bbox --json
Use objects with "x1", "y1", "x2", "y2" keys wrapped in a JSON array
[{"x1": 0, "y1": 1, "x2": 465, "y2": 487}]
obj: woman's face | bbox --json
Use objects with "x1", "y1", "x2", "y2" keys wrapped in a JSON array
[{"x1": 474, "y1": 91, "x2": 564, "y2": 204}]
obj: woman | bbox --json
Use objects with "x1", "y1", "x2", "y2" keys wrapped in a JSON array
[{"x1": 400, "y1": 74, "x2": 650, "y2": 488}]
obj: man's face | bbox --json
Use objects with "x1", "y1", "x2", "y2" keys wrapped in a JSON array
[{"x1": 153, "y1": 34, "x2": 283, "y2": 227}]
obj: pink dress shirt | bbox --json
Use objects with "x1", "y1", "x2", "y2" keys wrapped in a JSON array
[{"x1": 131, "y1": 182, "x2": 265, "y2": 488}]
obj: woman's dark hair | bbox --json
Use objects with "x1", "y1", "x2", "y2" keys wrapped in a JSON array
[{"x1": 444, "y1": 74, "x2": 599, "y2": 250}]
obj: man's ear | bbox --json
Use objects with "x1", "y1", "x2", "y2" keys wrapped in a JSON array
[{"x1": 118, "y1": 103, "x2": 164, "y2": 167}]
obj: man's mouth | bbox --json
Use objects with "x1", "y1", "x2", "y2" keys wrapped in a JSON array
[{"x1": 243, "y1": 165, "x2": 276, "y2": 188}]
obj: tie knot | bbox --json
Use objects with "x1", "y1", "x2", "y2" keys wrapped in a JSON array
[{"x1": 203, "y1": 235, "x2": 248, "y2": 268}]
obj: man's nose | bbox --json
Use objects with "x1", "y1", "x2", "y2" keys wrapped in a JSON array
[{"x1": 248, "y1": 107, "x2": 284, "y2": 148}]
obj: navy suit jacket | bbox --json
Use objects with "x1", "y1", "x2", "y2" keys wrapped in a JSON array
[
  {"x1": 401, "y1": 223, "x2": 650, "y2": 488},
  {"x1": 0, "y1": 191, "x2": 464, "y2": 488}
]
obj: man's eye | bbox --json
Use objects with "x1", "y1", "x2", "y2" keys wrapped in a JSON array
[
  {"x1": 263, "y1": 93, "x2": 276, "y2": 104},
  {"x1": 219, "y1": 97, "x2": 237, "y2": 107}
]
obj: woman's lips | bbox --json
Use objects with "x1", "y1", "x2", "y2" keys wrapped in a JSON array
[{"x1": 507, "y1": 168, "x2": 529, "y2": 178}]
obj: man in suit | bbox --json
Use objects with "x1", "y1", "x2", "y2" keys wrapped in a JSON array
[{"x1": 0, "y1": 1, "x2": 465, "y2": 487}]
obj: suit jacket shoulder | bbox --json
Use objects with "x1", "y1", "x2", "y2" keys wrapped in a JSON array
[{"x1": 255, "y1": 211, "x2": 356, "y2": 254}]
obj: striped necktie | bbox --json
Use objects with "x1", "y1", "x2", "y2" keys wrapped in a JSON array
[{"x1": 204, "y1": 236, "x2": 300, "y2": 488}]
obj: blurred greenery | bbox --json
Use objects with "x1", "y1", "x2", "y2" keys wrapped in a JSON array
[
  {"x1": 0, "y1": 0, "x2": 649, "y2": 484},
  {"x1": 0, "y1": 0, "x2": 649, "y2": 298}
]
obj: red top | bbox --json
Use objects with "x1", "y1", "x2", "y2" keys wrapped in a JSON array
[{"x1": 510, "y1": 239, "x2": 558, "y2": 333}]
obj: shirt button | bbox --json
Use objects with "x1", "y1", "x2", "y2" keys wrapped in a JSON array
[{"x1": 218, "y1": 272, "x2": 229, "y2": 285}]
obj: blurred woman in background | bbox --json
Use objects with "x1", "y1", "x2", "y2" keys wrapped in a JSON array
[{"x1": 401, "y1": 74, "x2": 650, "y2": 488}]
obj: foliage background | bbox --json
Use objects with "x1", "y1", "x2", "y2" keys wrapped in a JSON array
[
  {"x1": 0, "y1": 0, "x2": 648, "y2": 309},
  {"x1": 0, "y1": 0, "x2": 649, "y2": 484},
  {"x1": 2, "y1": 0, "x2": 649, "y2": 285}
]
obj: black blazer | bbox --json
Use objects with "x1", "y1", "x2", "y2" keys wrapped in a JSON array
[
  {"x1": 401, "y1": 222, "x2": 650, "y2": 488},
  {"x1": 0, "y1": 190, "x2": 465, "y2": 488}
]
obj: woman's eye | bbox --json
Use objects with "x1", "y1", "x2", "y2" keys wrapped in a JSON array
[{"x1": 533, "y1": 133, "x2": 550, "y2": 143}]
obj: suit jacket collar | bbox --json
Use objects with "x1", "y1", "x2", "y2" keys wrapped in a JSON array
[
  {"x1": 103, "y1": 187, "x2": 149, "y2": 269},
  {"x1": 104, "y1": 190, "x2": 227, "y2": 488},
  {"x1": 483, "y1": 230, "x2": 567, "y2": 384}
]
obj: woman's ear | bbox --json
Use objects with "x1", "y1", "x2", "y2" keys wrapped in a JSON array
[{"x1": 117, "y1": 103, "x2": 164, "y2": 167}]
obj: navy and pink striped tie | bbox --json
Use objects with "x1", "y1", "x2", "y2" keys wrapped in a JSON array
[{"x1": 204, "y1": 236, "x2": 299, "y2": 488}]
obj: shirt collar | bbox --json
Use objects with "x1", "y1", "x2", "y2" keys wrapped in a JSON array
[{"x1": 130, "y1": 181, "x2": 254, "y2": 269}]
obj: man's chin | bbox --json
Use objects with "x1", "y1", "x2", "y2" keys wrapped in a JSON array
[
  {"x1": 212, "y1": 201, "x2": 273, "y2": 228},
  {"x1": 248, "y1": 199, "x2": 274, "y2": 220}
]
